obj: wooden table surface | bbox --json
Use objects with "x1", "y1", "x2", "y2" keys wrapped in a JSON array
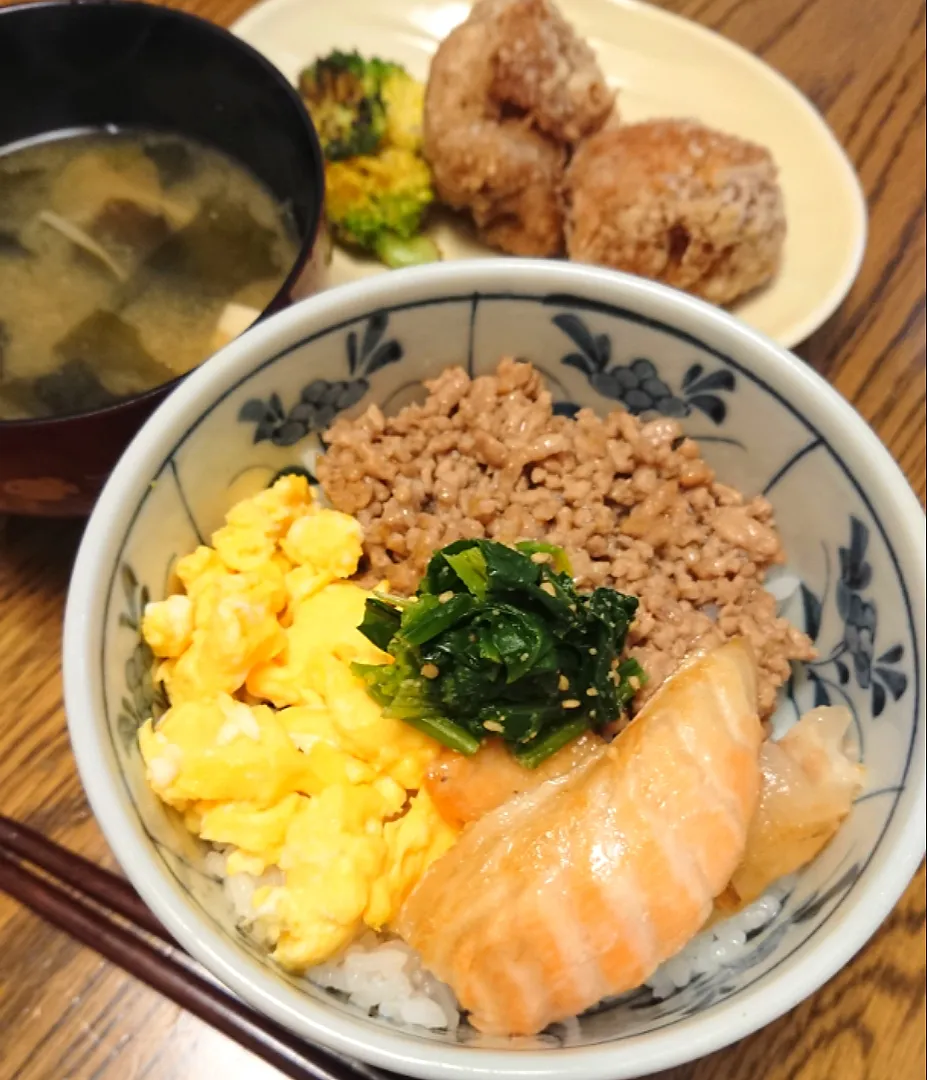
[{"x1": 1, "y1": 0, "x2": 924, "y2": 1077}]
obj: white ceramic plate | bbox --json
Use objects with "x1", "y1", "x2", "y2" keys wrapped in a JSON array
[{"x1": 232, "y1": 0, "x2": 867, "y2": 349}]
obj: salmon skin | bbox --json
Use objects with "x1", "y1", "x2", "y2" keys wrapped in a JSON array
[{"x1": 425, "y1": 731, "x2": 605, "y2": 830}]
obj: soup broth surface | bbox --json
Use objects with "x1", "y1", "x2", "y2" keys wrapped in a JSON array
[{"x1": 0, "y1": 130, "x2": 300, "y2": 420}]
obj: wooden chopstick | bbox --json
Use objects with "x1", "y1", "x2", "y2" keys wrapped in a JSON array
[
  {"x1": 0, "y1": 815, "x2": 173, "y2": 944},
  {"x1": 0, "y1": 817, "x2": 393, "y2": 1080}
]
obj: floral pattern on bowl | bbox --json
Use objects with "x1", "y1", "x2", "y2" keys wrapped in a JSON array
[
  {"x1": 93, "y1": 287, "x2": 916, "y2": 1045},
  {"x1": 66, "y1": 264, "x2": 923, "y2": 1077}
]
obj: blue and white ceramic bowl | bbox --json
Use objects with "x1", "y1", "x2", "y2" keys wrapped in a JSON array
[{"x1": 63, "y1": 260, "x2": 926, "y2": 1080}]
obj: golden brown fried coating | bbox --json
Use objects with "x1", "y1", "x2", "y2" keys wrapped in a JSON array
[
  {"x1": 424, "y1": 0, "x2": 614, "y2": 256},
  {"x1": 563, "y1": 120, "x2": 786, "y2": 305},
  {"x1": 485, "y1": 0, "x2": 615, "y2": 143}
]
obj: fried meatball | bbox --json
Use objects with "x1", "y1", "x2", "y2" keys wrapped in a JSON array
[
  {"x1": 564, "y1": 120, "x2": 786, "y2": 305},
  {"x1": 424, "y1": 0, "x2": 614, "y2": 256},
  {"x1": 484, "y1": 0, "x2": 615, "y2": 142}
]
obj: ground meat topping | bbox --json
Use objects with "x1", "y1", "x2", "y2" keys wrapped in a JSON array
[{"x1": 318, "y1": 358, "x2": 814, "y2": 716}]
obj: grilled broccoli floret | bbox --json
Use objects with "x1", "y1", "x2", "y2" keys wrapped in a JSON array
[
  {"x1": 326, "y1": 148, "x2": 439, "y2": 268},
  {"x1": 298, "y1": 50, "x2": 397, "y2": 160},
  {"x1": 300, "y1": 50, "x2": 439, "y2": 269},
  {"x1": 380, "y1": 68, "x2": 426, "y2": 153}
]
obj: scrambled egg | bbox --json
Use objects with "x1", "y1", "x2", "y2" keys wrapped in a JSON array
[{"x1": 139, "y1": 475, "x2": 457, "y2": 970}]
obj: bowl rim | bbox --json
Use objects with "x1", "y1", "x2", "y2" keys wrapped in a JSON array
[
  {"x1": 0, "y1": 0, "x2": 324, "y2": 430},
  {"x1": 63, "y1": 259, "x2": 926, "y2": 1079}
]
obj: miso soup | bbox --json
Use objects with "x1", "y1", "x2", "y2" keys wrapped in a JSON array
[{"x1": 0, "y1": 130, "x2": 301, "y2": 420}]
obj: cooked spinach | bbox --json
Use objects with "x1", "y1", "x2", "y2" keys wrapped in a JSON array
[{"x1": 353, "y1": 539, "x2": 644, "y2": 767}]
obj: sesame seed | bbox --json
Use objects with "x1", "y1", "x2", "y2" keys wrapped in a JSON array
[
  {"x1": 589, "y1": 647, "x2": 598, "y2": 655},
  {"x1": 629, "y1": 676, "x2": 641, "y2": 690},
  {"x1": 530, "y1": 552, "x2": 552, "y2": 564},
  {"x1": 562, "y1": 699, "x2": 581, "y2": 709},
  {"x1": 420, "y1": 663, "x2": 440, "y2": 679},
  {"x1": 540, "y1": 582, "x2": 556, "y2": 596},
  {"x1": 558, "y1": 674, "x2": 570, "y2": 691},
  {"x1": 586, "y1": 687, "x2": 598, "y2": 697},
  {"x1": 438, "y1": 591, "x2": 454, "y2": 603},
  {"x1": 483, "y1": 720, "x2": 504, "y2": 733},
  {"x1": 520, "y1": 652, "x2": 530, "y2": 662}
]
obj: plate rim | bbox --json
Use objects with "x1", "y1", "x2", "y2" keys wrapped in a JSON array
[{"x1": 230, "y1": 0, "x2": 868, "y2": 351}]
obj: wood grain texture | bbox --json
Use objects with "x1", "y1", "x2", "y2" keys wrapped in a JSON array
[{"x1": 0, "y1": 1, "x2": 924, "y2": 1078}]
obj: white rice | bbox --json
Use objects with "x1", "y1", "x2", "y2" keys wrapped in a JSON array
[
  {"x1": 643, "y1": 880, "x2": 791, "y2": 1001},
  {"x1": 310, "y1": 934, "x2": 460, "y2": 1032},
  {"x1": 204, "y1": 849, "x2": 788, "y2": 1031}
]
